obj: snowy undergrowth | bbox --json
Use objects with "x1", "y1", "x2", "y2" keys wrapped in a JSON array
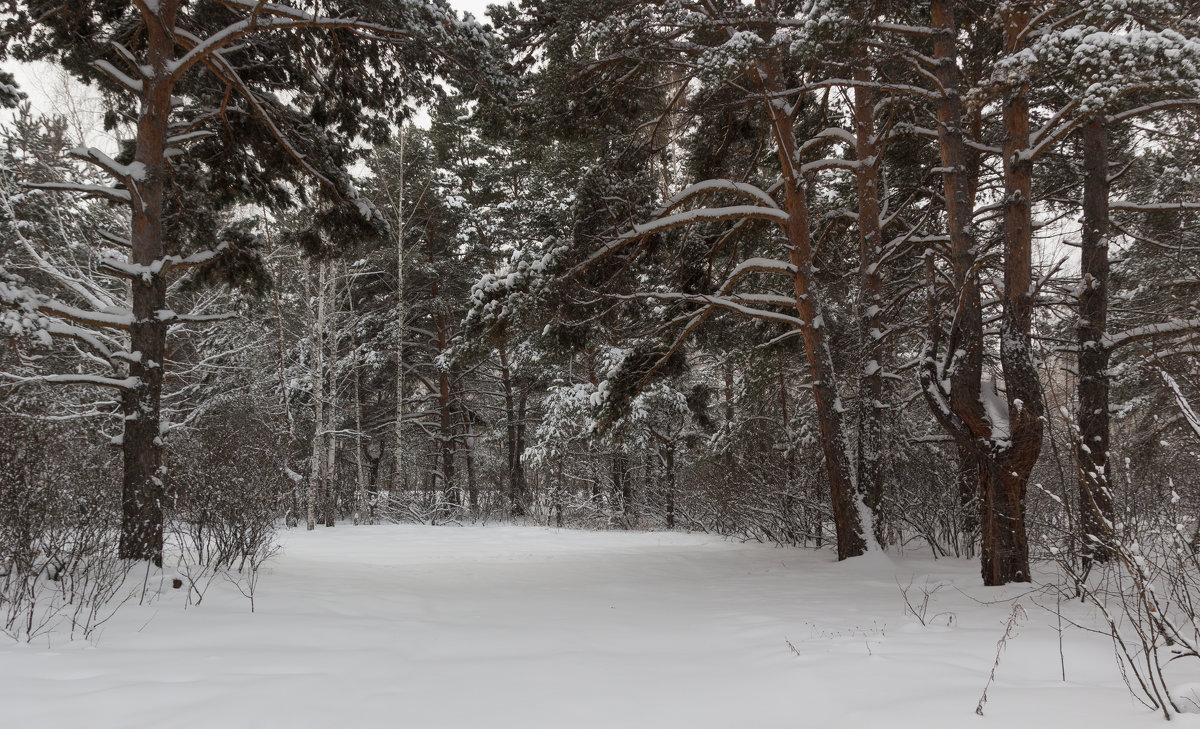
[{"x1": 1, "y1": 525, "x2": 1196, "y2": 729}]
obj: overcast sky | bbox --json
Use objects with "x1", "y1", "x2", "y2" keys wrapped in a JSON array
[{"x1": 454, "y1": 1, "x2": 500, "y2": 20}]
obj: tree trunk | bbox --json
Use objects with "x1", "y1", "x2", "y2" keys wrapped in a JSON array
[
  {"x1": 956, "y1": 445, "x2": 979, "y2": 556},
  {"x1": 932, "y1": 0, "x2": 987, "y2": 470},
  {"x1": 367, "y1": 442, "x2": 381, "y2": 518},
  {"x1": 991, "y1": 0, "x2": 1042, "y2": 584},
  {"x1": 323, "y1": 268, "x2": 339, "y2": 528},
  {"x1": 270, "y1": 233, "x2": 300, "y2": 528},
  {"x1": 978, "y1": 458, "x2": 1031, "y2": 586},
  {"x1": 350, "y1": 277, "x2": 370, "y2": 526},
  {"x1": 554, "y1": 461, "x2": 565, "y2": 528},
  {"x1": 759, "y1": 58, "x2": 868, "y2": 560},
  {"x1": 500, "y1": 347, "x2": 526, "y2": 517},
  {"x1": 779, "y1": 366, "x2": 799, "y2": 545},
  {"x1": 305, "y1": 260, "x2": 326, "y2": 532},
  {"x1": 393, "y1": 130, "x2": 407, "y2": 499},
  {"x1": 515, "y1": 386, "x2": 528, "y2": 509},
  {"x1": 461, "y1": 405, "x2": 478, "y2": 514},
  {"x1": 612, "y1": 452, "x2": 633, "y2": 526},
  {"x1": 853, "y1": 52, "x2": 887, "y2": 546},
  {"x1": 926, "y1": 0, "x2": 1038, "y2": 584},
  {"x1": 118, "y1": 1, "x2": 179, "y2": 565},
  {"x1": 438, "y1": 371, "x2": 457, "y2": 513},
  {"x1": 1077, "y1": 118, "x2": 1114, "y2": 565},
  {"x1": 435, "y1": 289, "x2": 457, "y2": 515},
  {"x1": 664, "y1": 444, "x2": 676, "y2": 529}
]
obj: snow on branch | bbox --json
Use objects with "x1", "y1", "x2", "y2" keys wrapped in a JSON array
[
  {"x1": 567, "y1": 205, "x2": 789, "y2": 280},
  {"x1": 606, "y1": 291, "x2": 804, "y2": 327},
  {"x1": 1110, "y1": 200, "x2": 1200, "y2": 212},
  {"x1": 97, "y1": 243, "x2": 230, "y2": 281},
  {"x1": 1161, "y1": 370, "x2": 1200, "y2": 442},
  {"x1": 171, "y1": 5, "x2": 435, "y2": 81},
  {"x1": 21, "y1": 181, "x2": 132, "y2": 204},
  {"x1": 660, "y1": 179, "x2": 781, "y2": 213},
  {"x1": 166, "y1": 130, "x2": 218, "y2": 146},
  {"x1": 1108, "y1": 99, "x2": 1200, "y2": 124},
  {"x1": 91, "y1": 60, "x2": 143, "y2": 94},
  {"x1": 156, "y1": 309, "x2": 238, "y2": 324},
  {"x1": 69, "y1": 147, "x2": 147, "y2": 185},
  {"x1": 1104, "y1": 318, "x2": 1200, "y2": 350},
  {"x1": 723, "y1": 257, "x2": 797, "y2": 281},
  {"x1": 0, "y1": 372, "x2": 139, "y2": 391},
  {"x1": 36, "y1": 299, "x2": 134, "y2": 330},
  {"x1": 41, "y1": 320, "x2": 119, "y2": 363},
  {"x1": 801, "y1": 157, "x2": 860, "y2": 174}
]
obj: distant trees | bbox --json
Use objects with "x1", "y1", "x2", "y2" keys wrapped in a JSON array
[
  {"x1": 0, "y1": 0, "x2": 1198, "y2": 594},
  {"x1": 466, "y1": 0, "x2": 1200, "y2": 585},
  {"x1": 0, "y1": 0, "x2": 499, "y2": 563}
]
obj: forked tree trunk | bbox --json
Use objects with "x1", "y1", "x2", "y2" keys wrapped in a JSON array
[
  {"x1": 1077, "y1": 118, "x2": 1114, "y2": 566},
  {"x1": 992, "y1": 0, "x2": 1043, "y2": 584},
  {"x1": 924, "y1": 0, "x2": 1040, "y2": 585}
]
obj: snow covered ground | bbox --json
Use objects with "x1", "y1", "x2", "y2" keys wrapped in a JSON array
[{"x1": 2, "y1": 525, "x2": 1195, "y2": 728}]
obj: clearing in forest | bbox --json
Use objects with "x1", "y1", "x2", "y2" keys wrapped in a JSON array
[{"x1": 0, "y1": 525, "x2": 1185, "y2": 728}]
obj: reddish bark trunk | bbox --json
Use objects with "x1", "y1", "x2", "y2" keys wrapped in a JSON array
[
  {"x1": 759, "y1": 58, "x2": 868, "y2": 560},
  {"x1": 922, "y1": 0, "x2": 1042, "y2": 584},
  {"x1": 991, "y1": 0, "x2": 1043, "y2": 584},
  {"x1": 853, "y1": 53, "x2": 887, "y2": 546},
  {"x1": 119, "y1": 1, "x2": 179, "y2": 565}
]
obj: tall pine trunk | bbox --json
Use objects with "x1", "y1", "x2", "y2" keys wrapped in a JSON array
[
  {"x1": 435, "y1": 285, "x2": 457, "y2": 514},
  {"x1": 853, "y1": 52, "x2": 887, "y2": 546},
  {"x1": 305, "y1": 260, "x2": 327, "y2": 532},
  {"x1": 932, "y1": 0, "x2": 986, "y2": 540},
  {"x1": 760, "y1": 58, "x2": 868, "y2": 560},
  {"x1": 350, "y1": 275, "x2": 370, "y2": 526},
  {"x1": 499, "y1": 347, "x2": 526, "y2": 516},
  {"x1": 271, "y1": 234, "x2": 300, "y2": 527},
  {"x1": 991, "y1": 0, "x2": 1043, "y2": 584},
  {"x1": 323, "y1": 270, "x2": 339, "y2": 528},
  {"x1": 924, "y1": 0, "x2": 1040, "y2": 584},
  {"x1": 118, "y1": 1, "x2": 178, "y2": 565},
  {"x1": 1077, "y1": 118, "x2": 1114, "y2": 566},
  {"x1": 393, "y1": 131, "x2": 407, "y2": 499}
]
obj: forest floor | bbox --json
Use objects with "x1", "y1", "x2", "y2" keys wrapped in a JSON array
[{"x1": 2, "y1": 524, "x2": 1197, "y2": 728}]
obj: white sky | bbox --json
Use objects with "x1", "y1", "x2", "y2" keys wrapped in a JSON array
[{"x1": 455, "y1": 1, "x2": 498, "y2": 20}]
